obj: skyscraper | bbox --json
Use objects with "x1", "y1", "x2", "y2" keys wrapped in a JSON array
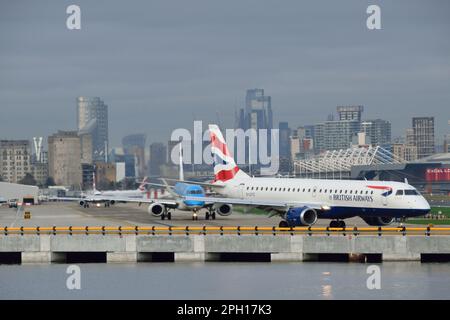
[
  {"x1": 360, "y1": 119, "x2": 392, "y2": 148},
  {"x1": 122, "y1": 134, "x2": 146, "y2": 178},
  {"x1": 236, "y1": 89, "x2": 273, "y2": 169},
  {"x1": 149, "y1": 143, "x2": 167, "y2": 176},
  {"x1": 413, "y1": 117, "x2": 435, "y2": 159},
  {"x1": 77, "y1": 97, "x2": 109, "y2": 162},
  {"x1": 278, "y1": 122, "x2": 291, "y2": 173}
]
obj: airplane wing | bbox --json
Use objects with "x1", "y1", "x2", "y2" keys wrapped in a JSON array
[
  {"x1": 183, "y1": 195, "x2": 328, "y2": 211},
  {"x1": 50, "y1": 196, "x2": 178, "y2": 207},
  {"x1": 163, "y1": 178, "x2": 225, "y2": 188}
]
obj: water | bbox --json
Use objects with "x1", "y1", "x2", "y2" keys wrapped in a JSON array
[{"x1": 1, "y1": 262, "x2": 449, "y2": 299}]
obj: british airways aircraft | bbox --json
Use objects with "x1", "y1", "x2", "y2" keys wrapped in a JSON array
[{"x1": 183, "y1": 124, "x2": 431, "y2": 228}]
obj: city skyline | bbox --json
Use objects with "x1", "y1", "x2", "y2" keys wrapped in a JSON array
[{"x1": 1, "y1": 1, "x2": 449, "y2": 145}]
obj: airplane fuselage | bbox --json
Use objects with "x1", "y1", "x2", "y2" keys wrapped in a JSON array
[{"x1": 217, "y1": 177, "x2": 430, "y2": 219}]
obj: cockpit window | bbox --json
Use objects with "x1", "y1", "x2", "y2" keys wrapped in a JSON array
[
  {"x1": 188, "y1": 190, "x2": 203, "y2": 195},
  {"x1": 396, "y1": 190, "x2": 404, "y2": 196},
  {"x1": 404, "y1": 189, "x2": 419, "y2": 196}
]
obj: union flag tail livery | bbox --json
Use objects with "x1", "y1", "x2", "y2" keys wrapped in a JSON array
[{"x1": 209, "y1": 124, "x2": 248, "y2": 182}]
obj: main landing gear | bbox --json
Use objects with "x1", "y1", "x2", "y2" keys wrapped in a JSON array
[
  {"x1": 205, "y1": 208, "x2": 216, "y2": 220},
  {"x1": 329, "y1": 220, "x2": 346, "y2": 228},
  {"x1": 279, "y1": 220, "x2": 289, "y2": 228},
  {"x1": 161, "y1": 208, "x2": 172, "y2": 220}
]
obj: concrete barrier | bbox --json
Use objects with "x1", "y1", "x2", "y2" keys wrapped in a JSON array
[{"x1": 1, "y1": 234, "x2": 450, "y2": 264}]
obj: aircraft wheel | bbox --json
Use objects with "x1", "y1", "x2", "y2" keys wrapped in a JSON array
[
  {"x1": 167, "y1": 212, "x2": 172, "y2": 220},
  {"x1": 212, "y1": 212, "x2": 216, "y2": 220},
  {"x1": 338, "y1": 220, "x2": 346, "y2": 228},
  {"x1": 279, "y1": 220, "x2": 289, "y2": 228},
  {"x1": 205, "y1": 212, "x2": 210, "y2": 220},
  {"x1": 161, "y1": 214, "x2": 165, "y2": 220}
]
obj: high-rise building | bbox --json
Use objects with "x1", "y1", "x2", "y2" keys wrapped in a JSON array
[
  {"x1": 360, "y1": 119, "x2": 392, "y2": 148},
  {"x1": 149, "y1": 143, "x2": 167, "y2": 176},
  {"x1": 235, "y1": 89, "x2": 273, "y2": 171},
  {"x1": 337, "y1": 106, "x2": 364, "y2": 121},
  {"x1": 412, "y1": 117, "x2": 435, "y2": 159},
  {"x1": 278, "y1": 122, "x2": 291, "y2": 173},
  {"x1": 122, "y1": 134, "x2": 146, "y2": 178},
  {"x1": 278, "y1": 122, "x2": 291, "y2": 158},
  {"x1": 0, "y1": 140, "x2": 31, "y2": 183},
  {"x1": 315, "y1": 120, "x2": 360, "y2": 152},
  {"x1": 48, "y1": 131, "x2": 82, "y2": 187},
  {"x1": 77, "y1": 97, "x2": 109, "y2": 162}
]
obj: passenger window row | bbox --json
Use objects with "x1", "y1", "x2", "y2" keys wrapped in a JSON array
[{"x1": 246, "y1": 186, "x2": 374, "y2": 195}]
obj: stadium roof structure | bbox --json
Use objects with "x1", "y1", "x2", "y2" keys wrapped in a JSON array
[{"x1": 293, "y1": 146, "x2": 405, "y2": 177}]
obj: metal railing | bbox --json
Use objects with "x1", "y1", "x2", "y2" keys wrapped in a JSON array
[{"x1": 1, "y1": 226, "x2": 450, "y2": 236}]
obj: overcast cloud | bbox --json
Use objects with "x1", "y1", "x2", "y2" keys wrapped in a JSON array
[{"x1": 0, "y1": 0, "x2": 449, "y2": 146}]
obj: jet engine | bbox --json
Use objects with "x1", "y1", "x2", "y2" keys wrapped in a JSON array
[
  {"x1": 286, "y1": 207, "x2": 318, "y2": 226},
  {"x1": 362, "y1": 216, "x2": 395, "y2": 226},
  {"x1": 148, "y1": 203, "x2": 164, "y2": 216},
  {"x1": 79, "y1": 200, "x2": 85, "y2": 206},
  {"x1": 214, "y1": 203, "x2": 233, "y2": 216}
]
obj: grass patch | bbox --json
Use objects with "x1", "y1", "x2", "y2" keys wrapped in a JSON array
[
  {"x1": 430, "y1": 206, "x2": 450, "y2": 217},
  {"x1": 406, "y1": 219, "x2": 450, "y2": 225}
]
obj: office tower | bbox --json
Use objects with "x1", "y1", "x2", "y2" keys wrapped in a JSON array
[
  {"x1": 77, "y1": 97, "x2": 109, "y2": 162},
  {"x1": 122, "y1": 134, "x2": 146, "y2": 178},
  {"x1": 149, "y1": 143, "x2": 167, "y2": 176},
  {"x1": 315, "y1": 120, "x2": 360, "y2": 152},
  {"x1": 412, "y1": 117, "x2": 435, "y2": 159},
  {"x1": 278, "y1": 122, "x2": 291, "y2": 158},
  {"x1": 337, "y1": 106, "x2": 364, "y2": 121},
  {"x1": 360, "y1": 119, "x2": 392, "y2": 147},
  {"x1": 48, "y1": 131, "x2": 82, "y2": 187},
  {"x1": 278, "y1": 122, "x2": 291, "y2": 173},
  {"x1": 235, "y1": 89, "x2": 273, "y2": 169},
  {"x1": 0, "y1": 140, "x2": 31, "y2": 183}
]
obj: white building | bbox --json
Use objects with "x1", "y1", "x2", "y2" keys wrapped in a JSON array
[{"x1": 0, "y1": 182, "x2": 39, "y2": 204}]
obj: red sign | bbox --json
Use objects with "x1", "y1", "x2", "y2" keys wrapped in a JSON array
[{"x1": 425, "y1": 168, "x2": 450, "y2": 181}]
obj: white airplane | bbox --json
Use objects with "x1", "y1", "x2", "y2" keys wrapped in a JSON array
[
  {"x1": 182, "y1": 124, "x2": 431, "y2": 228},
  {"x1": 53, "y1": 176, "x2": 150, "y2": 208}
]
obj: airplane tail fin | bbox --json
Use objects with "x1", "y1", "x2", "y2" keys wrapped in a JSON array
[
  {"x1": 179, "y1": 143, "x2": 184, "y2": 181},
  {"x1": 138, "y1": 176, "x2": 148, "y2": 191},
  {"x1": 208, "y1": 124, "x2": 249, "y2": 182}
]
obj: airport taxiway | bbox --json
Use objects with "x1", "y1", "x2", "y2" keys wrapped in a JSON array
[{"x1": 0, "y1": 202, "x2": 434, "y2": 228}]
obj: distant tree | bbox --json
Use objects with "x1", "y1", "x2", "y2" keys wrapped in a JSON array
[
  {"x1": 0, "y1": 175, "x2": 3, "y2": 182},
  {"x1": 45, "y1": 177, "x2": 56, "y2": 187},
  {"x1": 19, "y1": 173, "x2": 37, "y2": 186}
]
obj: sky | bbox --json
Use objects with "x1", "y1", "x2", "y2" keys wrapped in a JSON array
[{"x1": 0, "y1": 0, "x2": 449, "y2": 147}]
